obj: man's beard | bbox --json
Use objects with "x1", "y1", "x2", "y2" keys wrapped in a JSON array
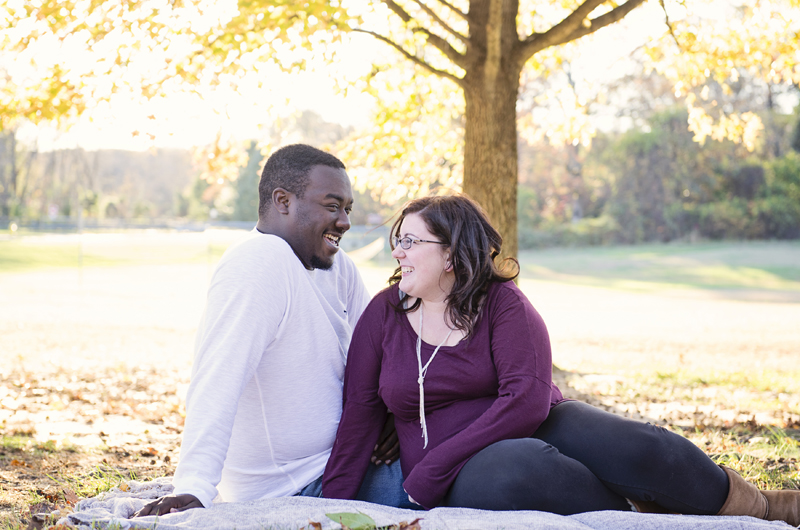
[{"x1": 310, "y1": 254, "x2": 334, "y2": 270}]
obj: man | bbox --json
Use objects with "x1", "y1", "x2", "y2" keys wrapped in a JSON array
[{"x1": 135, "y1": 144, "x2": 406, "y2": 516}]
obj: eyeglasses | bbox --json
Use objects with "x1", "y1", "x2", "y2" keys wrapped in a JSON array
[{"x1": 392, "y1": 236, "x2": 445, "y2": 250}]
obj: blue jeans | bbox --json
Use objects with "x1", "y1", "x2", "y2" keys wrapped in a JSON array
[{"x1": 298, "y1": 460, "x2": 420, "y2": 510}]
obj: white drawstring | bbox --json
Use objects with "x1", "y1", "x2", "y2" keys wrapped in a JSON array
[{"x1": 416, "y1": 304, "x2": 454, "y2": 449}]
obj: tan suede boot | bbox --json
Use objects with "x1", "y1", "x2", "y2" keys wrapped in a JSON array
[
  {"x1": 718, "y1": 466, "x2": 800, "y2": 526},
  {"x1": 717, "y1": 467, "x2": 768, "y2": 519},
  {"x1": 762, "y1": 490, "x2": 800, "y2": 527}
]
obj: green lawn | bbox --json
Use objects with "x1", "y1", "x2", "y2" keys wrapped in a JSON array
[
  {"x1": 518, "y1": 241, "x2": 800, "y2": 292},
  {"x1": 0, "y1": 231, "x2": 236, "y2": 273},
  {"x1": 5, "y1": 232, "x2": 799, "y2": 294}
]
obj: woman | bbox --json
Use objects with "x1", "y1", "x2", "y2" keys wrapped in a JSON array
[{"x1": 322, "y1": 195, "x2": 799, "y2": 524}]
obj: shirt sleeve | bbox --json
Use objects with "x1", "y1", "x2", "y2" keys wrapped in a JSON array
[
  {"x1": 321, "y1": 296, "x2": 388, "y2": 499},
  {"x1": 172, "y1": 242, "x2": 290, "y2": 507},
  {"x1": 403, "y1": 284, "x2": 555, "y2": 508}
]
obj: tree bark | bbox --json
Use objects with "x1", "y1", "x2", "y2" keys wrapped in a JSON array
[
  {"x1": 462, "y1": 75, "x2": 521, "y2": 261},
  {"x1": 461, "y1": 0, "x2": 522, "y2": 261}
]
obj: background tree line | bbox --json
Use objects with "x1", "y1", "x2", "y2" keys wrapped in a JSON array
[
  {"x1": 3, "y1": 98, "x2": 798, "y2": 246},
  {"x1": 518, "y1": 106, "x2": 800, "y2": 247}
]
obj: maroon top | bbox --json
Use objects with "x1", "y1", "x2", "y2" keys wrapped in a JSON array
[{"x1": 322, "y1": 281, "x2": 565, "y2": 509}]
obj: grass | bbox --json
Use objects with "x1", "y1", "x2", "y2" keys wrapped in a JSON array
[
  {"x1": 0, "y1": 434, "x2": 148, "y2": 530},
  {"x1": 0, "y1": 435, "x2": 73, "y2": 455},
  {"x1": 48, "y1": 463, "x2": 140, "y2": 500},
  {"x1": 0, "y1": 239, "x2": 121, "y2": 272},
  {"x1": 704, "y1": 427, "x2": 800, "y2": 490},
  {"x1": 0, "y1": 231, "x2": 236, "y2": 273},
  {"x1": 518, "y1": 241, "x2": 800, "y2": 293},
  {"x1": 5, "y1": 232, "x2": 800, "y2": 293}
]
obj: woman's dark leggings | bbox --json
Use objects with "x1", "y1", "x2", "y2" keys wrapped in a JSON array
[{"x1": 444, "y1": 401, "x2": 730, "y2": 515}]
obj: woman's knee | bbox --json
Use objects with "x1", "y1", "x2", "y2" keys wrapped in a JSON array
[
  {"x1": 445, "y1": 438, "x2": 629, "y2": 513},
  {"x1": 619, "y1": 422, "x2": 704, "y2": 473},
  {"x1": 446, "y1": 438, "x2": 562, "y2": 510},
  {"x1": 538, "y1": 401, "x2": 703, "y2": 474}
]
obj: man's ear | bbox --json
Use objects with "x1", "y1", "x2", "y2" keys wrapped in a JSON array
[{"x1": 272, "y1": 188, "x2": 291, "y2": 215}]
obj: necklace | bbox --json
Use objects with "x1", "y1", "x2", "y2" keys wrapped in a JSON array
[{"x1": 416, "y1": 303, "x2": 454, "y2": 449}]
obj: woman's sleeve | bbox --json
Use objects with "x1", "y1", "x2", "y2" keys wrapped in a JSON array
[
  {"x1": 403, "y1": 286, "x2": 555, "y2": 508},
  {"x1": 321, "y1": 297, "x2": 388, "y2": 499}
]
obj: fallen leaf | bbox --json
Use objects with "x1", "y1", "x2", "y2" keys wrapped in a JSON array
[
  {"x1": 397, "y1": 518, "x2": 423, "y2": 530},
  {"x1": 119, "y1": 482, "x2": 129, "y2": 492},
  {"x1": 63, "y1": 488, "x2": 79, "y2": 506},
  {"x1": 308, "y1": 520, "x2": 322, "y2": 530},
  {"x1": 10, "y1": 459, "x2": 28, "y2": 467},
  {"x1": 39, "y1": 488, "x2": 60, "y2": 503},
  {"x1": 326, "y1": 511, "x2": 377, "y2": 530}
]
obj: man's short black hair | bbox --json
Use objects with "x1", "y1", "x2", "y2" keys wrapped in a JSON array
[{"x1": 258, "y1": 144, "x2": 346, "y2": 218}]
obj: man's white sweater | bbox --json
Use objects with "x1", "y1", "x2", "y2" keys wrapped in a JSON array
[{"x1": 172, "y1": 231, "x2": 371, "y2": 507}]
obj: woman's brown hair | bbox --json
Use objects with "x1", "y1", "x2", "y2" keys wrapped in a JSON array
[{"x1": 388, "y1": 194, "x2": 519, "y2": 337}]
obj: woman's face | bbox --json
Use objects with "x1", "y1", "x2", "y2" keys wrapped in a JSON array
[{"x1": 391, "y1": 212, "x2": 453, "y2": 303}]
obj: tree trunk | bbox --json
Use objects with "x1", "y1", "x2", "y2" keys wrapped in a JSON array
[{"x1": 462, "y1": 70, "x2": 521, "y2": 262}]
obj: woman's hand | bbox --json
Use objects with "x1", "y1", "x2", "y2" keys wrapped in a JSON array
[{"x1": 371, "y1": 413, "x2": 400, "y2": 466}]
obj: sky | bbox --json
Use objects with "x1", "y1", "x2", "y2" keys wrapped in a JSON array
[
  {"x1": 14, "y1": 1, "x2": 695, "y2": 153},
  {"x1": 17, "y1": 32, "x2": 381, "y2": 152}
]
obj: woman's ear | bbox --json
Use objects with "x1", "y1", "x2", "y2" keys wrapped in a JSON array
[{"x1": 444, "y1": 253, "x2": 453, "y2": 272}]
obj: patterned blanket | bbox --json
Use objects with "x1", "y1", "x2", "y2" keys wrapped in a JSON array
[{"x1": 56, "y1": 478, "x2": 793, "y2": 529}]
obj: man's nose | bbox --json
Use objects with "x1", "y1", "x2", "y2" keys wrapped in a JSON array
[{"x1": 335, "y1": 208, "x2": 351, "y2": 232}]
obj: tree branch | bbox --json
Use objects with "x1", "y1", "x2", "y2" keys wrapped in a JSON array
[
  {"x1": 432, "y1": 0, "x2": 468, "y2": 21},
  {"x1": 562, "y1": 0, "x2": 648, "y2": 45},
  {"x1": 526, "y1": 0, "x2": 607, "y2": 46},
  {"x1": 518, "y1": 0, "x2": 647, "y2": 63},
  {"x1": 659, "y1": 0, "x2": 682, "y2": 50},
  {"x1": 351, "y1": 28, "x2": 464, "y2": 86},
  {"x1": 381, "y1": 0, "x2": 413, "y2": 22},
  {"x1": 420, "y1": 28, "x2": 468, "y2": 67},
  {"x1": 379, "y1": 0, "x2": 466, "y2": 69},
  {"x1": 411, "y1": 0, "x2": 468, "y2": 42}
]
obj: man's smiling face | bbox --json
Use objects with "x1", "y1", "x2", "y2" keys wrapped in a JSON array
[{"x1": 287, "y1": 165, "x2": 354, "y2": 270}]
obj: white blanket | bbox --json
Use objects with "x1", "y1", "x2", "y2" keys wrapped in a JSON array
[{"x1": 58, "y1": 478, "x2": 793, "y2": 529}]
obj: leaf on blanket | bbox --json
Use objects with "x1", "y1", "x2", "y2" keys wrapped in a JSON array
[
  {"x1": 376, "y1": 517, "x2": 424, "y2": 530},
  {"x1": 119, "y1": 482, "x2": 130, "y2": 492},
  {"x1": 396, "y1": 518, "x2": 423, "y2": 530},
  {"x1": 325, "y1": 511, "x2": 377, "y2": 530},
  {"x1": 305, "y1": 520, "x2": 323, "y2": 530}
]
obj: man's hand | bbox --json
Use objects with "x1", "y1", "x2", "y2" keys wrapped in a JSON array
[
  {"x1": 132, "y1": 494, "x2": 203, "y2": 517},
  {"x1": 371, "y1": 412, "x2": 400, "y2": 466}
]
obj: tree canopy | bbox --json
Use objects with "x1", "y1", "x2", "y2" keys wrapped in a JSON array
[{"x1": 2, "y1": 0, "x2": 799, "y2": 257}]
